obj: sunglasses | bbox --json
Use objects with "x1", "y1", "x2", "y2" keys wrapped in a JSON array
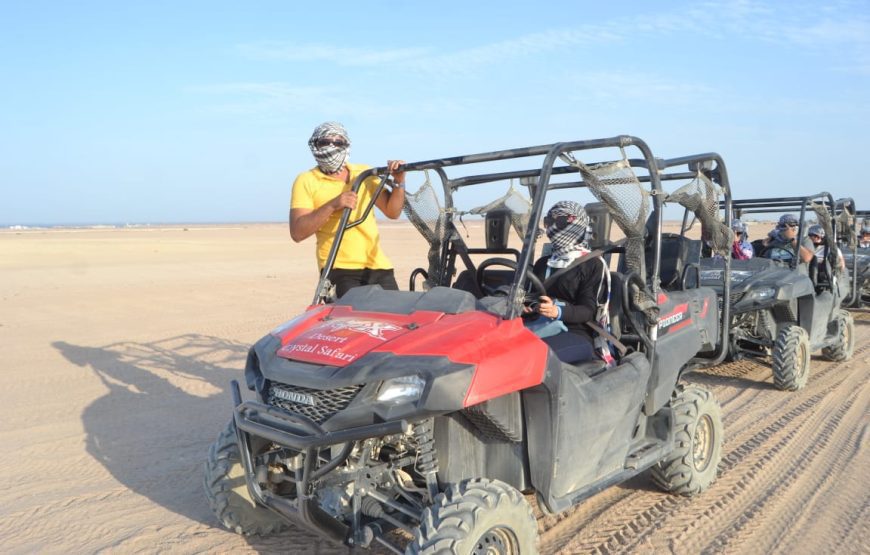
[
  {"x1": 784, "y1": 223, "x2": 799, "y2": 228},
  {"x1": 543, "y1": 214, "x2": 575, "y2": 228},
  {"x1": 314, "y1": 138, "x2": 348, "y2": 148},
  {"x1": 809, "y1": 234, "x2": 822, "y2": 239}
]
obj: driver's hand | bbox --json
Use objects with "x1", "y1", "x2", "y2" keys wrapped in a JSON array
[{"x1": 537, "y1": 295, "x2": 559, "y2": 319}]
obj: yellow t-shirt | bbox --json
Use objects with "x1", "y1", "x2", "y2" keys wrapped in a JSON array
[{"x1": 290, "y1": 163, "x2": 393, "y2": 271}]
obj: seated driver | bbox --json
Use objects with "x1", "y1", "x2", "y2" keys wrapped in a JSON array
[
  {"x1": 762, "y1": 214, "x2": 814, "y2": 264},
  {"x1": 524, "y1": 201, "x2": 610, "y2": 365}
]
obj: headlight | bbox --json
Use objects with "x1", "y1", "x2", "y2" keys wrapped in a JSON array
[
  {"x1": 747, "y1": 287, "x2": 776, "y2": 300},
  {"x1": 376, "y1": 376, "x2": 426, "y2": 403}
]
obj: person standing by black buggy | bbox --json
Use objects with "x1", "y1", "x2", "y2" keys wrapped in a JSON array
[{"x1": 289, "y1": 122, "x2": 406, "y2": 297}]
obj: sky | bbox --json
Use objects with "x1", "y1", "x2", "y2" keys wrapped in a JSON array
[{"x1": 2, "y1": 0, "x2": 869, "y2": 225}]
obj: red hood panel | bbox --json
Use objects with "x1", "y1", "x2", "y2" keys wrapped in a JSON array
[
  {"x1": 271, "y1": 304, "x2": 548, "y2": 406},
  {"x1": 275, "y1": 307, "x2": 442, "y2": 366}
]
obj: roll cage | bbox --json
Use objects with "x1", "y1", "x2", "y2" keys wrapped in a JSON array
[
  {"x1": 311, "y1": 136, "x2": 668, "y2": 320},
  {"x1": 724, "y1": 193, "x2": 839, "y2": 273},
  {"x1": 654, "y1": 153, "x2": 734, "y2": 369}
]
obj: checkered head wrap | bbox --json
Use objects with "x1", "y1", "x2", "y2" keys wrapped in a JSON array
[
  {"x1": 545, "y1": 201, "x2": 589, "y2": 266},
  {"x1": 308, "y1": 121, "x2": 350, "y2": 174}
]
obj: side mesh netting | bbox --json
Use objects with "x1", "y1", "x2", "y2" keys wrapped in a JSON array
[
  {"x1": 468, "y1": 184, "x2": 532, "y2": 240},
  {"x1": 666, "y1": 172, "x2": 732, "y2": 256},
  {"x1": 559, "y1": 151, "x2": 659, "y2": 324},
  {"x1": 402, "y1": 172, "x2": 447, "y2": 290},
  {"x1": 559, "y1": 152, "x2": 648, "y2": 279}
]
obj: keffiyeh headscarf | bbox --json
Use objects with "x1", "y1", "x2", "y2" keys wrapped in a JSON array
[
  {"x1": 545, "y1": 201, "x2": 590, "y2": 268},
  {"x1": 308, "y1": 121, "x2": 351, "y2": 175}
]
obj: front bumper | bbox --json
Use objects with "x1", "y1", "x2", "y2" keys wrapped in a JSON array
[{"x1": 230, "y1": 380, "x2": 411, "y2": 545}]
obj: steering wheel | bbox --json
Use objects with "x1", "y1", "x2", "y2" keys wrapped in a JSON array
[{"x1": 475, "y1": 257, "x2": 547, "y2": 306}]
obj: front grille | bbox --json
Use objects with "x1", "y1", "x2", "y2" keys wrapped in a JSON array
[
  {"x1": 266, "y1": 383, "x2": 363, "y2": 424},
  {"x1": 730, "y1": 290, "x2": 746, "y2": 307}
]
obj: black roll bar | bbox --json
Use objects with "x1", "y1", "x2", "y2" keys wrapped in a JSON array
[
  {"x1": 505, "y1": 136, "x2": 663, "y2": 320},
  {"x1": 657, "y1": 152, "x2": 733, "y2": 369}
]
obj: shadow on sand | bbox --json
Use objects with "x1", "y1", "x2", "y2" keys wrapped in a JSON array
[{"x1": 54, "y1": 335, "x2": 347, "y2": 554}]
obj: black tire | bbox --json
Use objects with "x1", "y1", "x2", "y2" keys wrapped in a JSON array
[
  {"x1": 772, "y1": 324, "x2": 811, "y2": 391},
  {"x1": 651, "y1": 385, "x2": 723, "y2": 496},
  {"x1": 821, "y1": 309, "x2": 854, "y2": 362},
  {"x1": 409, "y1": 478, "x2": 537, "y2": 555},
  {"x1": 203, "y1": 420, "x2": 288, "y2": 536}
]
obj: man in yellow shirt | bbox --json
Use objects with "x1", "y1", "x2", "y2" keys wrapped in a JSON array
[{"x1": 289, "y1": 122, "x2": 406, "y2": 297}]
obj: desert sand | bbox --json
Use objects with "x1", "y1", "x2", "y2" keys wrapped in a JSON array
[{"x1": 1, "y1": 222, "x2": 867, "y2": 554}]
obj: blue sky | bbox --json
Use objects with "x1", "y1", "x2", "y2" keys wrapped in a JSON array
[{"x1": 2, "y1": 0, "x2": 869, "y2": 225}]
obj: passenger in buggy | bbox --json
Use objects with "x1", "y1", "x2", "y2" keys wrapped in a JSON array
[
  {"x1": 860, "y1": 220, "x2": 870, "y2": 249},
  {"x1": 808, "y1": 224, "x2": 846, "y2": 270},
  {"x1": 524, "y1": 201, "x2": 613, "y2": 365},
  {"x1": 730, "y1": 219, "x2": 754, "y2": 260}
]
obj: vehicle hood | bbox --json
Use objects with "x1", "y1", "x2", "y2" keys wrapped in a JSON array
[
  {"x1": 699, "y1": 258, "x2": 796, "y2": 290},
  {"x1": 271, "y1": 305, "x2": 444, "y2": 367},
  {"x1": 697, "y1": 257, "x2": 814, "y2": 301}
]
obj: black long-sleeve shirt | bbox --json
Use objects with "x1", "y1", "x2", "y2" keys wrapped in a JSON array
[{"x1": 532, "y1": 256, "x2": 606, "y2": 344}]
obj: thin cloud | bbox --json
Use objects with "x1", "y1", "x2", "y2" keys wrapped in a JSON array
[
  {"x1": 188, "y1": 83, "x2": 351, "y2": 115},
  {"x1": 694, "y1": 0, "x2": 870, "y2": 47},
  {"x1": 779, "y1": 19, "x2": 870, "y2": 46},
  {"x1": 234, "y1": 16, "x2": 686, "y2": 76},
  {"x1": 188, "y1": 82, "x2": 470, "y2": 119},
  {"x1": 562, "y1": 70, "x2": 718, "y2": 104},
  {"x1": 237, "y1": 41, "x2": 430, "y2": 65},
  {"x1": 235, "y1": 2, "x2": 869, "y2": 76}
]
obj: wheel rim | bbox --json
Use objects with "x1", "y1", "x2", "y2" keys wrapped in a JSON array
[
  {"x1": 796, "y1": 340, "x2": 808, "y2": 380},
  {"x1": 693, "y1": 414, "x2": 715, "y2": 472},
  {"x1": 473, "y1": 526, "x2": 519, "y2": 555}
]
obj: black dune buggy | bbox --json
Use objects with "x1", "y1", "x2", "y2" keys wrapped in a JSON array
[
  {"x1": 204, "y1": 137, "x2": 726, "y2": 553},
  {"x1": 842, "y1": 207, "x2": 870, "y2": 308},
  {"x1": 659, "y1": 177, "x2": 855, "y2": 390}
]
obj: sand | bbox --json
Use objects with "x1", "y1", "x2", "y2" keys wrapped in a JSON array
[{"x1": 0, "y1": 222, "x2": 867, "y2": 554}]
